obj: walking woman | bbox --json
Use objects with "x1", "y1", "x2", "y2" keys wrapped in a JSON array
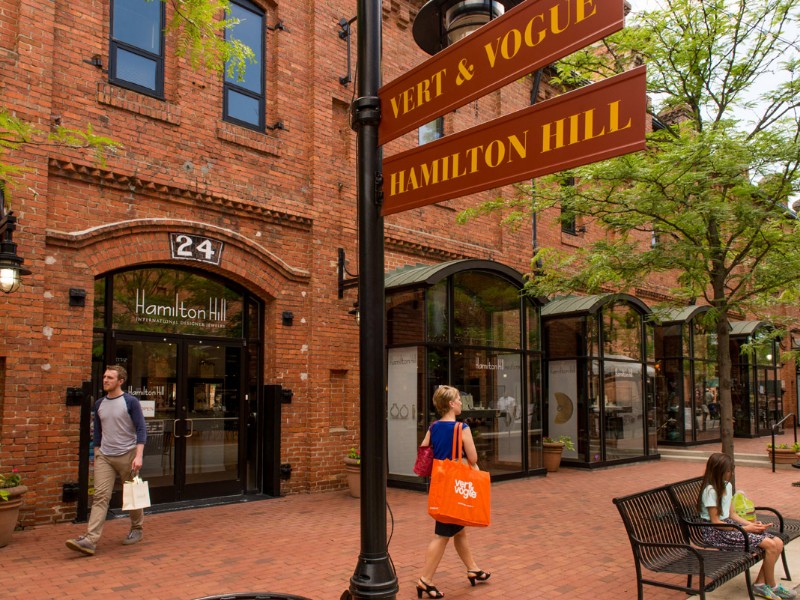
[
  {"x1": 697, "y1": 453, "x2": 796, "y2": 600},
  {"x1": 416, "y1": 385, "x2": 490, "y2": 599}
]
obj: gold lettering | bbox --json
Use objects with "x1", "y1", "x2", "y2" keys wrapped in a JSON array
[
  {"x1": 583, "y1": 108, "x2": 606, "y2": 141},
  {"x1": 406, "y1": 168, "x2": 419, "y2": 192},
  {"x1": 420, "y1": 161, "x2": 440, "y2": 187},
  {"x1": 576, "y1": 0, "x2": 597, "y2": 22},
  {"x1": 501, "y1": 29, "x2": 522, "y2": 60},
  {"x1": 417, "y1": 78, "x2": 432, "y2": 107},
  {"x1": 524, "y1": 14, "x2": 547, "y2": 47},
  {"x1": 607, "y1": 100, "x2": 632, "y2": 132},
  {"x1": 389, "y1": 171, "x2": 405, "y2": 196},
  {"x1": 542, "y1": 118, "x2": 566, "y2": 152},
  {"x1": 441, "y1": 155, "x2": 450, "y2": 182},
  {"x1": 390, "y1": 97, "x2": 402, "y2": 120},
  {"x1": 484, "y1": 141, "x2": 505, "y2": 168},
  {"x1": 509, "y1": 132, "x2": 528, "y2": 160},
  {"x1": 550, "y1": 1, "x2": 571, "y2": 35},
  {"x1": 466, "y1": 146, "x2": 484, "y2": 173},
  {"x1": 569, "y1": 114, "x2": 581, "y2": 146},
  {"x1": 430, "y1": 69, "x2": 447, "y2": 98},
  {"x1": 452, "y1": 152, "x2": 468, "y2": 179},
  {"x1": 484, "y1": 38, "x2": 502, "y2": 68},
  {"x1": 402, "y1": 88, "x2": 416, "y2": 115}
]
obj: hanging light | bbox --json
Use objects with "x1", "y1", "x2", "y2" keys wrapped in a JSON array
[
  {"x1": 0, "y1": 186, "x2": 31, "y2": 294},
  {"x1": 412, "y1": 0, "x2": 523, "y2": 55}
]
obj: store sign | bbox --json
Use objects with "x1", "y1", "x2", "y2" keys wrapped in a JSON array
[
  {"x1": 169, "y1": 233, "x2": 224, "y2": 266},
  {"x1": 135, "y1": 289, "x2": 228, "y2": 328},
  {"x1": 382, "y1": 66, "x2": 646, "y2": 216},
  {"x1": 378, "y1": 0, "x2": 625, "y2": 145}
]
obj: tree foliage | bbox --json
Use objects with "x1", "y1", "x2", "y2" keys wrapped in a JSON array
[{"x1": 460, "y1": 0, "x2": 800, "y2": 458}]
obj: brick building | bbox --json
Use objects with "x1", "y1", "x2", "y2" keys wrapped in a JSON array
[{"x1": 0, "y1": 0, "x2": 797, "y2": 527}]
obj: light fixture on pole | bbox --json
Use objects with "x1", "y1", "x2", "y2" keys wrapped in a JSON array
[
  {"x1": 0, "y1": 186, "x2": 31, "y2": 294},
  {"x1": 412, "y1": 0, "x2": 523, "y2": 55}
]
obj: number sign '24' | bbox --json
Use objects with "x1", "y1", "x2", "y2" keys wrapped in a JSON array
[{"x1": 169, "y1": 233, "x2": 224, "y2": 266}]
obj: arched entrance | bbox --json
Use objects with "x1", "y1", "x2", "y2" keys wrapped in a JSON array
[{"x1": 92, "y1": 266, "x2": 263, "y2": 502}]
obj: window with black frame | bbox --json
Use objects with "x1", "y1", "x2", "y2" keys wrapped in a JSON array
[
  {"x1": 223, "y1": 0, "x2": 266, "y2": 131},
  {"x1": 109, "y1": 0, "x2": 165, "y2": 97}
]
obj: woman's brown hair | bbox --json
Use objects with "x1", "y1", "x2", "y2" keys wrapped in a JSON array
[{"x1": 697, "y1": 452, "x2": 733, "y2": 514}]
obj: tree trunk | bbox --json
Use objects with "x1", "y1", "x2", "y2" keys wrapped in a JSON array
[{"x1": 717, "y1": 311, "x2": 735, "y2": 461}]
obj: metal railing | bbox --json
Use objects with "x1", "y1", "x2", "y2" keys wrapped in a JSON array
[{"x1": 770, "y1": 413, "x2": 798, "y2": 472}]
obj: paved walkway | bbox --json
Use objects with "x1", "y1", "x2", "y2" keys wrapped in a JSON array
[{"x1": 4, "y1": 434, "x2": 799, "y2": 600}]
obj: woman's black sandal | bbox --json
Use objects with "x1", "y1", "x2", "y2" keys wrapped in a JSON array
[
  {"x1": 416, "y1": 578, "x2": 444, "y2": 598},
  {"x1": 467, "y1": 570, "x2": 491, "y2": 586}
]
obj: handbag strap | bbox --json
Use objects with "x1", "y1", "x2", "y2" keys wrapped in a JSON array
[{"x1": 450, "y1": 422, "x2": 463, "y2": 461}]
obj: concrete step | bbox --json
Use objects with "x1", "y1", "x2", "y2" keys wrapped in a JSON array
[{"x1": 658, "y1": 447, "x2": 799, "y2": 469}]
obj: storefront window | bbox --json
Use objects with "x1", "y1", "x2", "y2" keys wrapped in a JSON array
[
  {"x1": 110, "y1": 268, "x2": 244, "y2": 337},
  {"x1": 453, "y1": 349, "x2": 523, "y2": 473},
  {"x1": 453, "y1": 272, "x2": 521, "y2": 348},
  {"x1": 603, "y1": 303, "x2": 642, "y2": 360},
  {"x1": 388, "y1": 289, "x2": 424, "y2": 345},
  {"x1": 426, "y1": 281, "x2": 448, "y2": 343},
  {"x1": 386, "y1": 263, "x2": 543, "y2": 482},
  {"x1": 544, "y1": 317, "x2": 584, "y2": 358},
  {"x1": 93, "y1": 278, "x2": 106, "y2": 328}
]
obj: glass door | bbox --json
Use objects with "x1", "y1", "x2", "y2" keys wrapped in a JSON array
[
  {"x1": 112, "y1": 336, "x2": 244, "y2": 502},
  {"x1": 181, "y1": 341, "x2": 243, "y2": 499}
]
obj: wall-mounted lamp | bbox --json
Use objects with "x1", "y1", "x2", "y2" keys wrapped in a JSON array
[
  {"x1": 281, "y1": 311, "x2": 294, "y2": 326},
  {"x1": 348, "y1": 300, "x2": 360, "y2": 325},
  {"x1": 0, "y1": 186, "x2": 32, "y2": 294},
  {"x1": 412, "y1": 0, "x2": 523, "y2": 55}
]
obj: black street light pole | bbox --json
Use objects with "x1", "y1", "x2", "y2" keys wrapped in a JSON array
[{"x1": 347, "y1": 0, "x2": 398, "y2": 599}]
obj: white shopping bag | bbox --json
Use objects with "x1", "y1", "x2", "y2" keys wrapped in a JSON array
[{"x1": 122, "y1": 475, "x2": 151, "y2": 510}]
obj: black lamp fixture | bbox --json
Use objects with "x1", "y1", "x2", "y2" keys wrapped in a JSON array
[
  {"x1": 412, "y1": 0, "x2": 523, "y2": 55},
  {"x1": 0, "y1": 185, "x2": 31, "y2": 294}
]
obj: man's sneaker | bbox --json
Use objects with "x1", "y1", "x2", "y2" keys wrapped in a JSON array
[
  {"x1": 122, "y1": 529, "x2": 143, "y2": 545},
  {"x1": 772, "y1": 584, "x2": 798, "y2": 599},
  {"x1": 65, "y1": 535, "x2": 96, "y2": 556},
  {"x1": 753, "y1": 584, "x2": 782, "y2": 600}
]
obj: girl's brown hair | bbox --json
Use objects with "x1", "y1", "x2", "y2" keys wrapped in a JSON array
[
  {"x1": 432, "y1": 385, "x2": 460, "y2": 416},
  {"x1": 697, "y1": 452, "x2": 733, "y2": 514}
]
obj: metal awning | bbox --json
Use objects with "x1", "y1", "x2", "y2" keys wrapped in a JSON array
[
  {"x1": 385, "y1": 259, "x2": 527, "y2": 291},
  {"x1": 541, "y1": 293, "x2": 650, "y2": 318}
]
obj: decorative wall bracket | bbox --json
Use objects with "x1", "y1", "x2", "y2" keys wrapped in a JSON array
[{"x1": 338, "y1": 17, "x2": 357, "y2": 86}]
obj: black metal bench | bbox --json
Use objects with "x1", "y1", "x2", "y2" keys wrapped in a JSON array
[
  {"x1": 668, "y1": 476, "x2": 800, "y2": 581},
  {"x1": 614, "y1": 485, "x2": 762, "y2": 599}
]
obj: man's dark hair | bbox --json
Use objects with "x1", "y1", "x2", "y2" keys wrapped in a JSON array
[{"x1": 106, "y1": 364, "x2": 128, "y2": 383}]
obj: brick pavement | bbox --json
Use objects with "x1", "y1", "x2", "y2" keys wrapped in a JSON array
[{"x1": 4, "y1": 442, "x2": 799, "y2": 600}]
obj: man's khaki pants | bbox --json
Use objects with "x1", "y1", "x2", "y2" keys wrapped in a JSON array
[{"x1": 86, "y1": 448, "x2": 143, "y2": 544}]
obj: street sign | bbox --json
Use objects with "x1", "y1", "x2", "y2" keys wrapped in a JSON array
[
  {"x1": 378, "y1": 0, "x2": 625, "y2": 146},
  {"x1": 381, "y1": 65, "x2": 646, "y2": 216}
]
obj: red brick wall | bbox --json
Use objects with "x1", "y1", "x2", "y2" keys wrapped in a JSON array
[{"x1": 0, "y1": 0, "x2": 797, "y2": 527}]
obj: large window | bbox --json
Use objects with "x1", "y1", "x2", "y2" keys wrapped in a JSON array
[
  {"x1": 224, "y1": 0, "x2": 266, "y2": 131},
  {"x1": 109, "y1": 0, "x2": 165, "y2": 97},
  {"x1": 386, "y1": 264, "x2": 543, "y2": 483}
]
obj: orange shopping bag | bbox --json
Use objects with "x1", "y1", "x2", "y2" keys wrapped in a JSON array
[{"x1": 428, "y1": 423, "x2": 491, "y2": 527}]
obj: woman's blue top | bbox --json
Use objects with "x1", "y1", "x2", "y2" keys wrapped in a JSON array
[{"x1": 430, "y1": 420, "x2": 469, "y2": 460}]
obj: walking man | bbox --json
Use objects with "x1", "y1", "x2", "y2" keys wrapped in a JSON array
[{"x1": 66, "y1": 365, "x2": 146, "y2": 555}]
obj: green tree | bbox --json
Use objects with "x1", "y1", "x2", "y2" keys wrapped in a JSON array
[
  {"x1": 461, "y1": 0, "x2": 800, "y2": 459},
  {"x1": 1, "y1": 0, "x2": 253, "y2": 195}
]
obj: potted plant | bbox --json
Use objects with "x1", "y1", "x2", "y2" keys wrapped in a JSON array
[
  {"x1": 343, "y1": 447, "x2": 360, "y2": 498},
  {"x1": 766, "y1": 443, "x2": 799, "y2": 465},
  {"x1": 0, "y1": 468, "x2": 27, "y2": 547},
  {"x1": 542, "y1": 436, "x2": 574, "y2": 472}
]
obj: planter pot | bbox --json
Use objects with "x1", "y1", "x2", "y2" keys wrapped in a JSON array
[
  {"x1": 343, "y1": 457, "x2": 360, "y2": 498},
  {"x1": 767, "y1": 448, "x2": 798, "y2": 465},
  {"x1": 542, "y1": 443, "x2": 565, "y2": 473},
  {"x1": 0, "y1": 485, "x2": 28, "y2": 547}
]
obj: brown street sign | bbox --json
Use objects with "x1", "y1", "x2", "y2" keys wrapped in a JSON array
[
  {"x1": 381, "y1": 65, "x2": 646, "y2": 216},
  {"x1": 378, "y1": 0, "x2": 625, "y2": 146}
]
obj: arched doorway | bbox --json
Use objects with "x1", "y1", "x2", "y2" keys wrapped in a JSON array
[{"x1": 92, "y1": 266, "x2": 263, "y2": 502}]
